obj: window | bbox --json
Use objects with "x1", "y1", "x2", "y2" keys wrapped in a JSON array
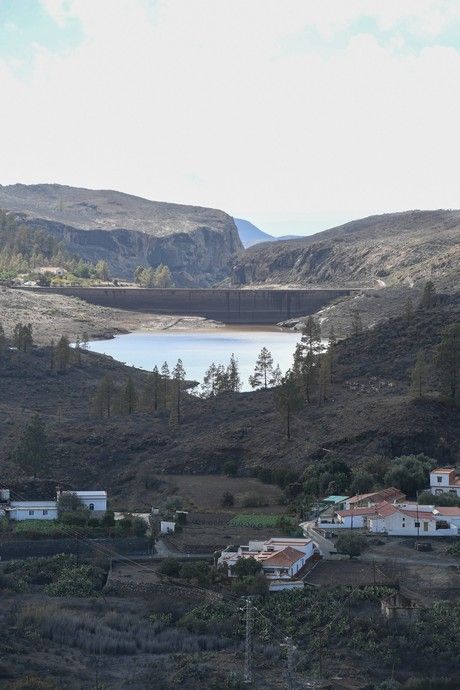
[
  {"x1": 414, "y1": 521, "x2": 420, "y2": 527},
  {"x1": 437, "y1": 476, "x2": 442, "y2": 483},
  {"x1": 28, "y1": 510, "x2": 34, "y2": 516},
  {"x1": 43, "y1": 510, "x2": 48, "y2": 516},
  {"x1": 89, "y1": 503, "x2": 95, "y2": 511}
]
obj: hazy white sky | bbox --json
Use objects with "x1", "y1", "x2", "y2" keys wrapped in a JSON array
[{"x1": 1, "y1": 0, "x2": 460, "y2": 235}]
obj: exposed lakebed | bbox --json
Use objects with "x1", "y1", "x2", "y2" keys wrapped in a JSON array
[{"x1": 87, "y1": 326, "x2": 301, "y2": 391}]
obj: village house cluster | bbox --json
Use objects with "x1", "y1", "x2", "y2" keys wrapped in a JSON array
[
  {"x1": 311, "y1": 468, "x2": 460, "y2": 537},
  {"x1": 0, "y1": 488, "x2": 107, "y2": 521}
]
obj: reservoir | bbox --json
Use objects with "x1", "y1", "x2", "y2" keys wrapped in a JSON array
[{"x1": 87, "y1": 326, "x2": 301, "y2": 391}]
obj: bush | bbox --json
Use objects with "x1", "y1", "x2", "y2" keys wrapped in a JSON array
[
  {"x1": 231, "y1": 574, "x2": 268, "y2": 597},
  {"x1": 5, "y1": 554, "x2": 105, "y2": 596},
  {"x1": 158, "y1": 558, "x2": 181, "y2": 577},
  {"x1": 221, "y1": 491, "x2": 234, "y2": 508},
  {"x1": 241, "y1": 492, "x2": 268, "y2": 508},
  {"x1": 233, "y1": 557, "x2": 262, "y2": 578},
  {"x1": 45, "y1": 564, "x2": 104, "y2": 597},
  {"x1": 419, "y1": 491, "x2": 460, "y2": 507},
  {"x1": 335, "y1": 532, "x2": 368, "y2": 559},
  {"x1": 57, "y1": 492, "x2": 88, "y2": 517},
  {"x1": 223, "y1": 461, "x2": 238, "y2": 477}
]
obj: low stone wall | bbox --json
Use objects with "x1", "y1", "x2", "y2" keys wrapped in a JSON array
[{"x1": 0, "y1": 536, "x2": 149, "y2": 561}]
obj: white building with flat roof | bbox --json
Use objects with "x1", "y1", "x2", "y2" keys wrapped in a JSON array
[
  {"x1": 7, "y1": 501, "x2": 58, "y2": 521},
  {"x1": 429, "y1": 468, "x2": 460, "y2": 497}
]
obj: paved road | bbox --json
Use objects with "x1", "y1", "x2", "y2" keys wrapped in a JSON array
[{"x1": 300, "y1": 521, "x2": 337, "y2": 558}]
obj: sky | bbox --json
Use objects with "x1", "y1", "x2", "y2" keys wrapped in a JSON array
[{"x1": 1, "y1": 1, "x2": 460, "y2": 236}]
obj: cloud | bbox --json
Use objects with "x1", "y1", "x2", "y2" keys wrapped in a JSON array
[{"x1": 1, "y1": 0, "x2": 460, "y2": 235}]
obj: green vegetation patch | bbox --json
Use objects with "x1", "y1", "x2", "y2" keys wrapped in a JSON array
[
  {"x1": 228, "y1": 513, "x2": 293, "y2": 528},
  {"x1": 3, "y1": 554, "x2": 105, "y2": 596}
]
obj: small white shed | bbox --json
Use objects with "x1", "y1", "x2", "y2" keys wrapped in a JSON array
[{"x1": 160, "y1": 521, "x2": 176, "y2": 534}]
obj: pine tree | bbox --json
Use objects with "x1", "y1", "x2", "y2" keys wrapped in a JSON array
[
  {"x1": 13, "y1": 323, "x2": 33, "y2": 353},
  {"x1": 95, "y1": 373, "x2": 116, "y2": 417},
  {"x1": 154, "y1": 264, "x2": 174, "y2": 288},
  {"x1": 351, "y1": 310, "x2": 363, "y2": 336},
  {"x1": 249, "y1": 347, "x2": 274, "y2": 389},
  {"x1": 301, "y1": 316, "x2": 322, "y2": 356},
  {"x1": 269, "y1": 364, "x2": 282, "y2": 387},
  {"x1": 96, "y1": 260, "x2": 109, "y2": 281},
  {"x1": 161, "y1": 362, "x2": 170, "y2": 406},
  {"x1": 202, "y1": 363, "x2": 218, "y2": 398},
  {"x1": 14, "y1": 413, "x2": 48, "y2": 478},
  {"x1": 436, "y1": 323, "x2": 459, "y2": 403},
  {"x1": 274, "y1": 370, "x2": 303, "y2": 440},
  {"x1": 123, "y1": 376, "x2": 138, "y2": 415},
  {"x1": 226, "y1": 353, "x2": 241, "y2": 392},
  {"x1": 410, "y1": 350, "x2": 426, "y2": 399},
  {"x1": 214, "y1": 364, "x2": 229, "y2": 393},
  {"x1": 55, "y1": 335, "x2": 71, "y2": 373},
  {"x1": 172, "y1": 359, "x2": 186, "y2": 424},
  {"x1": 152, "y1": 365, "x2": 160, "y2": 410},
  {"x1": 420, "y1": 281, "x2": 436, "y2": 310}
]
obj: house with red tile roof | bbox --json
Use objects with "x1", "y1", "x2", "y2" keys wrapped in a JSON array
[
  {"x1": 344, "y1": 487, "x2": 406, "y2": 510},
  {"x1": 218, "y1": 537, "x2": 317, "y2": 589},
  {"x1": 368, "y1": 501, "x2": 458, "y2": 536}
]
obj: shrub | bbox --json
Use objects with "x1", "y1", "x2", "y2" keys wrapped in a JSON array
[
  {"x1": 233, "y1": 557, "x2": 262, "y2": 578},
  {"x1": 158, "y1": 558, "x2": 181, "y2": 578},
  {"x1": 57, "y1": 492, "x2": 88, "y2": 517},
  {"x1": 223, "y1": 461, "x2": 238, "y2": 477},
  {"x1": 231, "y1": 574, "x2": 268, "y2": 597},
  {"x1": 45, "y1": 564, "x2": 105, "y2": 597},
  {"x1": 335, "y1": 532, "x2": 368, "y2": 559},
  {"x1": 241, "y1": 492, "x2": 268, "y2": 508},
  {"x1": 221, "y1": 491, "x2": 234, "y2": 508}
]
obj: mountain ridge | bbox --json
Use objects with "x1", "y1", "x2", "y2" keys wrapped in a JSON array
[
  {"x1": 233, "y1": 209, "x2": 460, "y2": 290},
  {"x1": 0, "y1": 183, "x2": 243, "y2": 286}
]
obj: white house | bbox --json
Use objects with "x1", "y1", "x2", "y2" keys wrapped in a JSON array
[
  {"x1": 218, "y1": 537, "x2": 316, "y2": 586},
  {"x1": 429, "y1": 468, "x2": 460, "y2": 498},
  {"x1": 7, "y1": 501, "x2": 58, "y2": 521},
  {"x1": 368, "y1": 501, "x2": 458, "y2": 537},
  {"x1": 1, "y1": 488, "x2": 107, "y2": 521},
  {"x1": 58, "y1": 490, "x2": 107, "y2": 514}
]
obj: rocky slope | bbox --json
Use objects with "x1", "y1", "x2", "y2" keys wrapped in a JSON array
[
  {"x1": 233, "y1": 210, "x2": 460, "y2": 290},
  {"x1": 0, "y1": 184, "x2": 242, "y2": 285}
]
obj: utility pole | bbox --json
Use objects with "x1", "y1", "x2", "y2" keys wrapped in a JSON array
[{"x1": 244, "y1": 597, "x2": 253, "y2": 684}]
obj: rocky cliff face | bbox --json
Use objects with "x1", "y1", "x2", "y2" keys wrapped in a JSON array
[
  {"x1": 233, "y1": 210, "x2": 460, "y2": 290},
  {"x1": 0, "y1": 184, "x2": 243, "y2": 285}
]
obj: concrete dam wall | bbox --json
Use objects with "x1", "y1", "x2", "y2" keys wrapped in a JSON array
[{"x1": 26, "y1": 287, "x2": 353, "y2": 324}]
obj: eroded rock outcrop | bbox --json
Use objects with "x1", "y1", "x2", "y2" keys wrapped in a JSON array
[{"x1": 0, "y1": 183, "x2": 243, "y2": 285}]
